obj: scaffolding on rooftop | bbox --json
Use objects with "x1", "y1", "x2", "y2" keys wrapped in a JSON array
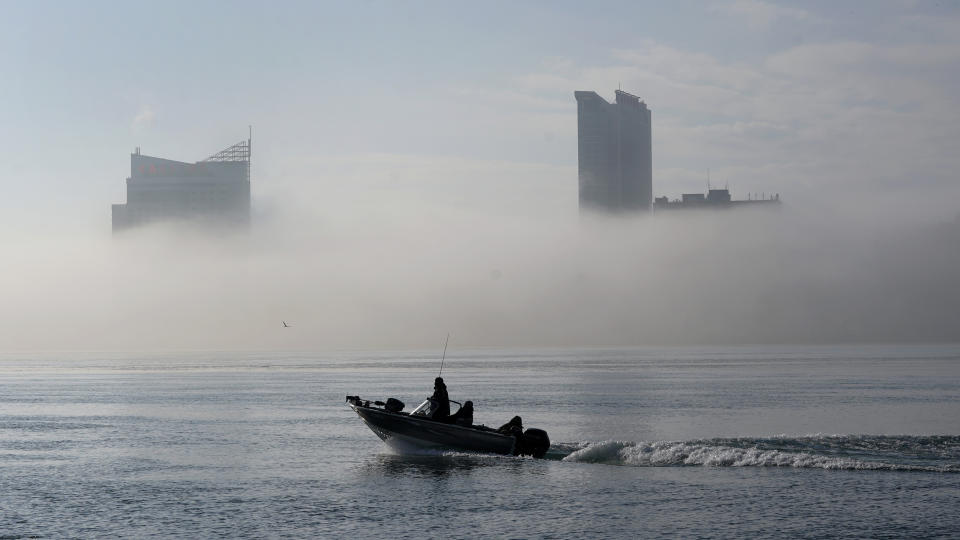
[{"x1": 202, "y1": 136, "x2": 251, "y2": 182}]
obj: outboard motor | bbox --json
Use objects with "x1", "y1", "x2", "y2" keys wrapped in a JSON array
[
  {"x1": 384, "y1": 398, "x2": 405, "y2": 413},
  {"x1": 517, "y1": 428, "x2": 550, "y2": 458}
]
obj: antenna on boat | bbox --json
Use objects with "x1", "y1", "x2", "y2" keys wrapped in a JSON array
[{"x1": 438, "y1": 333, "x2": 450, "y2": 377}]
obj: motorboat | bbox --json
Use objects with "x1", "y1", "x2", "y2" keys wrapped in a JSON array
[{"x1": 346, "y1": 395, "x2": 551, "y2": 458}]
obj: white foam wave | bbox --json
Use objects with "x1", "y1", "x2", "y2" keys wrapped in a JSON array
[{"x1": 561, "y1": 439, "x2": 958, "y2": 472}]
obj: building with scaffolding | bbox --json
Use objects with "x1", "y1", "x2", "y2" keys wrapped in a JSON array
[
  {"x1": 574, "y1": 89, "x2": 652, "y2": 213},
  {"x1": 111, "y1": 136, "x2": 251, "y2": 232}
]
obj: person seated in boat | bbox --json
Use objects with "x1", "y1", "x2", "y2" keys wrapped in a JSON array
[
  {"x1": 445, "y1": 400, "x2": 474, "y2": 426},
  {"x1": 498, "y1": 415, "x2": 523, "y2": 437},
  {"x1": 430, "y1": 377, "x2": 450, "y2": 420}
]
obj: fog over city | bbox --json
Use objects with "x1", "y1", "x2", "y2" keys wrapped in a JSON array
[
  {"x1": 4, "y1": 173, "x2": 958, "y2": 351},
  {"x1": 2, "y1": 1, "x2": 960, "y2": 351}
]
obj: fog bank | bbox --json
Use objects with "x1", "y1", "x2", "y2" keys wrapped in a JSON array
[{"x1": 2, "y1": 189, "x2": 958, "y2": 352}]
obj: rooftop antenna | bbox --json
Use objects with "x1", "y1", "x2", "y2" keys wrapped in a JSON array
[
  {"x1": 438, "y1": 333, "x2": 450, "y2": 377},
  {"x1": 707, "y1": 168, "x2": 711, "y2": 191}
]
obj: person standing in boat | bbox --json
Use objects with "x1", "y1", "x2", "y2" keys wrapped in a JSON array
[{"x1": 430, "y1": 377, "x2": 450, "y2": 420}]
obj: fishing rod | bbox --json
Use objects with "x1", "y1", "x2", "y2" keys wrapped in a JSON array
[{"x1": 438, "y1": 333, "x2": 450, "y2": 377}]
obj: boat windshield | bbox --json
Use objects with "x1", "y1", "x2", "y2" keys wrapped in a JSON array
[{"x1": 409, "y1": 398, "x2": 462, "y2": 417}]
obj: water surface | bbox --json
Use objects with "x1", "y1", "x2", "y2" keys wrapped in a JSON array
[{"x1": 1, "y1": 345, "x2": 958, "y2": 538}]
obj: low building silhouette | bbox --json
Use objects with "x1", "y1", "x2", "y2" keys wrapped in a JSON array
[
  {"x1": 112, "y1": 137, "x2": 251, "y2": 232},
  {"x1": 654, "y1": 188, "x2": 780, "y2": 210}
]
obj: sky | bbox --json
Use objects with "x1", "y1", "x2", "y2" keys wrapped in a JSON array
[{"x1": 1, "y1": 1, "x2": 959, "y2": 351}]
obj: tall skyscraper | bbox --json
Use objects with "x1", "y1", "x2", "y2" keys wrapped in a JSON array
[{"x1": 574, "y1": 89, "x2": 652, "y2": 213}]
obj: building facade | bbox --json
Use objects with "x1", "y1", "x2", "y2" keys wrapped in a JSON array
[
  {"x1": 574, "y1": 89, "x2": 652, "y2": 213},
  {"x1": 112, "y1": 139, "x2": 251, "y2": 232}
]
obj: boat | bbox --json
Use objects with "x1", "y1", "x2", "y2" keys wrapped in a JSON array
[{"x1": 346, "y1": 395, "x2": 551, "y2": 458}]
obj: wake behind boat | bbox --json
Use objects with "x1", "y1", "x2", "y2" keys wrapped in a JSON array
[{"x1": 346, "y1": 395, "x2": 551, "y2": 458}]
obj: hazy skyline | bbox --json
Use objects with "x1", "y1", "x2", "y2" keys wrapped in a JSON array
[
  {"x1": 2, "y1": 1, "x2": 960, "y2": 351},
  {"x1": 3, "y1": 1, "x2": 960, "y2": 226}
]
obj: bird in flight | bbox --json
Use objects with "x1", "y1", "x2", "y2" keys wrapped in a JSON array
[{"x1": 282, "y1": 321, "x2": 291, "y2": 328}]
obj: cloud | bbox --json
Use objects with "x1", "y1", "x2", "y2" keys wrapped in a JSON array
[
  {"x1": 131, "y1": 105, "x2": 156, "y2": 130},
  {"x1": 710, "y1": 0, "x2": 812, "y2": 28}
]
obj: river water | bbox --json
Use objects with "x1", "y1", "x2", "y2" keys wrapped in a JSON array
[{"x1": 2, "y1": 345, "x2": 959, "y2": 538}]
